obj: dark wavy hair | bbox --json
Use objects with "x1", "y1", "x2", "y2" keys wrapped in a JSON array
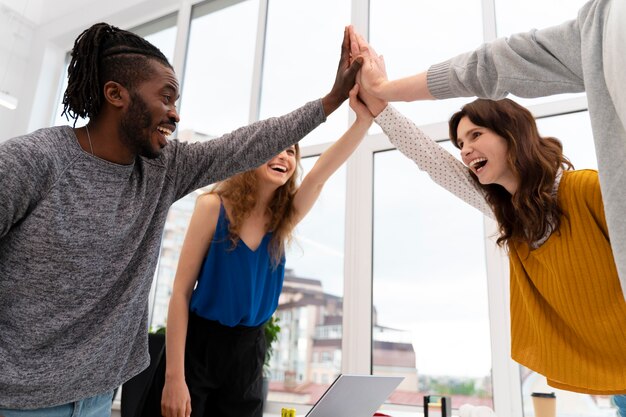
[
  {"x1": 211, "y1": 144, "x2": 302, "y2": 266},
  {"x1": 61, "y1": 22, "x2": 172, "y2": 124},
  {"x1": 449, "y1": 98, "x2": 573, "y2": 248}
]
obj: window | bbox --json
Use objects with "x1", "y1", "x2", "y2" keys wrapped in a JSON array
[
  {"x1": 51, "y1": 14, "x2": 178, "y2": 128},
  {"x1": 259, "y1": 0, "x2": 351, "y2": 146},
  {"x1": 267, "y1": 154, "x2": 347, "y2": 405},
  {"x1": 44, "y1": 1, "x2": 611, "y2": 415},
  {"x1": 494, "y1": 0, "x2": 588, "y2": 38},
  {"x1": 535, "y1": 111, "x2": 597, "y2": 170},
  {"x1": 372, "y1": 142, "x2": 493, "y2": 408},
  {"x1": 369, "y1": 0, "x2": 483, "y2": 128},
  {"x1": 520, "y1": 111, "x2": 617, "y2": 417},
  {"x1": 493, "y1": 0, "x2": 588, "y2": 108},
  {"x1": 176, "y1": 0, "x2": 259, "y2": 138},
  {"x1": 149, "y1": 0, "x2": 261, "y2": 330}
]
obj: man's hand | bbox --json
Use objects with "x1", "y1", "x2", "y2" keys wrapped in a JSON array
[{"x1": 322, "y1": 26, "x2": 364, "y2": 117}]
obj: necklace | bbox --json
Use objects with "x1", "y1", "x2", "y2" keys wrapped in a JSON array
[{"x1": 85, "y1": 125, "x2": 94, "y2": 156}]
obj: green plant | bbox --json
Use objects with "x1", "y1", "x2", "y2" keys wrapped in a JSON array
[
  {"x1": 263, "y1": 315, "x2": 281, "y2": 376},
  {"x1": 149, "y1": 325, "x2": 166, "y2": 335}
]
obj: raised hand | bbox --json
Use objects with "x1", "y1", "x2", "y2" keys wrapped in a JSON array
[
  {"x1": 348, "y1": 28, "x2": 389, "y2": 99},
  {"x1": 322, "y1": 26, "x2": 364, "y2": 116},
  {"x1": 348, "y1": 26, "x2": 434, "y2": 102},
  {"x1": 348, "y1": 84, "x2": 373, "y2": 122}
]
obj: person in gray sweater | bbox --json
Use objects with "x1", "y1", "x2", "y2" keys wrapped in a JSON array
[
  {"x1": 349, "y1": 0, "x2": 626, "y2": 305},
  {"x1": 0, "y1": 22, "x2": 362, "y2": 415}
]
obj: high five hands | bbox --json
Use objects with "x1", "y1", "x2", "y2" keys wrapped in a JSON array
[{"x1": 347, "y1": 26, "x2": 388, "y2": 117}]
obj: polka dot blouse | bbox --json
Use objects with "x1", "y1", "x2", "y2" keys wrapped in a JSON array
[{"x1": 375, "y1": 104, "x2": 494, "y2": 218}]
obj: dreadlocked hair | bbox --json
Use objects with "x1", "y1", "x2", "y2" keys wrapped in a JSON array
[
  {"x1": 210, "y1": 145, "x2": 302, "y2": 267},
  {"x1": 449, "y1": 98, "x2": 573, "y2": 249},
  {"x1": 62, "y1": 22, "x2": 172, "y2": 124}
]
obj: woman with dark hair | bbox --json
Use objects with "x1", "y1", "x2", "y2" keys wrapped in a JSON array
[
  {"x1": 347, "y1": 0, "x2": 626, "y2": 309},
  {"x1": 447, "y1": 98, "x2": 574, "y2": 249},
  {"x1": 354, "y1": 51, "x2": 626, "y2": 411},
  {"x1": 160, "y1": 85, "x2": 375, "y2": 417}
]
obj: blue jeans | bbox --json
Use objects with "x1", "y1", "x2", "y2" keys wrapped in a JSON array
[
  {"x1": 615, "y1": 394, "x2": 626, "y2": 417},
  {"x1": 0, "y1": 391, "x2": 113, "y2": 417}
]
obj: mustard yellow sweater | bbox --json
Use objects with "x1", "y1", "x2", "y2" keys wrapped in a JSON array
[
  {"x1": 377, "y1": 108, "x2": 626, "y2": 394},
  {"x1": 509, "y1": 170, "x2": 626, "y2": 394}
]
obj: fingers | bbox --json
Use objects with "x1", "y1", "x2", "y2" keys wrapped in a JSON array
[
  {"x1": 349, "y1": 83, "x2": 359, "y2": 100},
  {"x1": 348, "y1": 26, "x2": 360, "y2": 61},
  {"x1": 348, "y1": 26, "x2": 377, "y2": 59},
  {"x1": 366, "y1": 37, "x2": 379, "y2": 57},
  {"x1": 340, "y1": 26, "x2": 350, "y2": 65},
  {"x1": 355, "y1": 31, "x2": 368, "y2": 50},
  {"x1": 349, "y1": 84, "x2": 373, "y2": 119},
  {"x1": 354, "y1": 32, "x2": 367, "y2": 54},
  {"x1": 378, "y1": 54, "x2": 388, "y2": 76},
  {"x1": 161, "y1": 385, "x2": 191, "y2": 417},
  {"x1": 347, "y1": 55, "x2": 363, "y2": 76},
  {"x1": 186, "y1": 399, "x2": 192, "y2": 417}
]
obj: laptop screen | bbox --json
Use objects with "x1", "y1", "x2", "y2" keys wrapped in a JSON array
[{"x1": 305, "y1": 374, "x2": 404, "y2": 417}]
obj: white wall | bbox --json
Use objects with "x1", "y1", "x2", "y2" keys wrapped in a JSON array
[
  {"x1": 0, "y1": 4, "x2": 35, "y2": 140},
  {"x1": 0, "y1": 0, "x2": 184, "y2": 141}
]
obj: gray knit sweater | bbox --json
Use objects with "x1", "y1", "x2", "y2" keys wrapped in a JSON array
[
  {"x1": 0, "y1": 100, "x2": 324, "y2": 408},
  {"x1": 427, "y1": 0, "x2": 626, "y2": 298}
]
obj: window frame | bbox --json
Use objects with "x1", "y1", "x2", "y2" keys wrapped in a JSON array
[{"x1": 42, "y1": 0, "x2": 593, "y2": 414}]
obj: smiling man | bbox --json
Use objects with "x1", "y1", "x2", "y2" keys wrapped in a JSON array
[{"x1": 0, "y1": 22, "x2": 361, "y2": 416}]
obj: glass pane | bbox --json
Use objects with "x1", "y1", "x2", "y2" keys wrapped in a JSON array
[
  {"x1": 494, "y1": 0, "x2": 588, "y2": 108},
  {"x1": 521, "y1": 367, "x2": 617, "y2": 417},
  {"x1": 52, "y1": 16, "x2": 178, "y2": 128},
  {"x1": 369, "y1": 0, "x2": 484, "y2": 128},
  {"x1": 150, "y1": 193, "x2": 198, "y2": 331},
  {"x1": 373, "y1": 144, "x2": 493, "y2": 409},
  {"x1": 495, "y1": 0, "x2": 588, "y2": 38},
  {"x1": 52, "y1": 54, "x2": 73, "y2": 127},
  {"x1": 522, "y1": 111, "x2": 616, "y2": 417},
  {"x1": 259, "y1": 0, "x2": 351, "y2": 146},
  {"x1": 150, "y1": 0, "x2": 260, "y2": 330},
  {"x1": 177, "y1": 0, "x2": 258, "y2": 138},
  {"x1": 267, "y1": 155, "x2": 346, "y2": 405},
  {"x1": 535, "y1": 111, "x2": 596, "y2": 170}
]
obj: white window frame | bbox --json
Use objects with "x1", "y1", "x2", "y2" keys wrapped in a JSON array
[{"x1": 41, "y1": 0, "x2": 591, "y2": 414}]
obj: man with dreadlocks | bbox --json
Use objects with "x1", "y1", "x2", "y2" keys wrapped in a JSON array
[{"x1": 0, "y1": 22, "x2": 362, "y2": 416}]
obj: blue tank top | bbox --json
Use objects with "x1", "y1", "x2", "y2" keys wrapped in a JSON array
[{"x1": 189, "y1": 201, "x2": 285, "y2": 327}]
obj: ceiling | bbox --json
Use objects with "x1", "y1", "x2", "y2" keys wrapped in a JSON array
[{"x1": 0, "y1": 0, "x2": 89, "y2": 26}]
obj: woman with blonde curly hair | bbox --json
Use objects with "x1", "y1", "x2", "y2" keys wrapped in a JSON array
[{"x1": 160, "y1": 85, "x2": 376, "y2": 417}]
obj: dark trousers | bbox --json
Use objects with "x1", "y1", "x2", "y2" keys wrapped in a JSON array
[
  {"x1": 185, "y1": 312, "x2": 267, "y2": 417},
  {"x1": 121, "y1": 333, "x2": 166, "y2": 417}
]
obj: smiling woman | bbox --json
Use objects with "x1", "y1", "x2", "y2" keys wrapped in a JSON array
[
  {"x1": 159, "y1": 86, "x2": 374, "y2": 417},
  {"x1": 447, "y1": 98, "x2": 572, "y2": 248},
  {"x1": 371, "y1": 97, "x2": 626, "y2": 405},
  {"x1": 454, "y1": 116, "x2": 517, "y2": 194}
]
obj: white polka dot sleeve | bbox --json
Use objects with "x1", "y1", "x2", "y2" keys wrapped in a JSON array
[{"x1": 375, "y1": 105, "x2": 494, "y2": 218}]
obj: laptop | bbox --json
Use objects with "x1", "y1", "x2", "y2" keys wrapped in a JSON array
[{"x1": 306, "y1": 374, "x2": 404, "y2": 417}]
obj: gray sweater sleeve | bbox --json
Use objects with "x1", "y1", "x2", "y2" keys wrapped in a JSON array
[
  {"x1": 0, "y1": 134, "x2": 59, "y2": 239},
  {"x1": 427, "y1": 16, "x2": 586, "y2": 100},
  {"x1": 164, "y1": 99, "x2": 326, "y2": 199}
]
